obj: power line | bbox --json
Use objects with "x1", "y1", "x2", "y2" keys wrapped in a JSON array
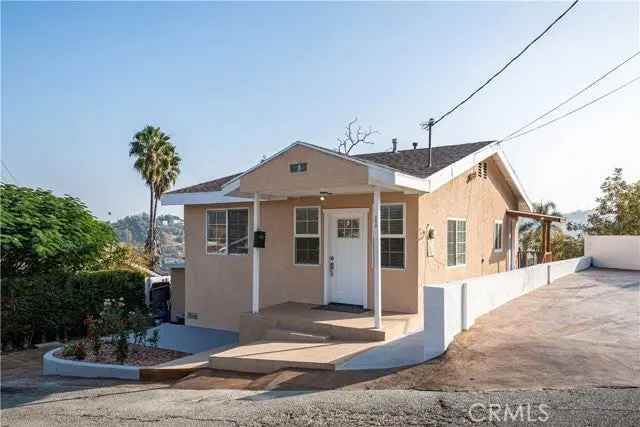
[
  {"x1": 501, "y1": 50, "x2": 640, "y2": 141},
  {"x1": 1, "y1": 160, "x2": 19, "y2": 185},
  {"x1": 423, "y1": 0, "x2": 579, "y2": 129},
  {"x1": 500, "y1": 74, "x2": 640, "y2": 143}
]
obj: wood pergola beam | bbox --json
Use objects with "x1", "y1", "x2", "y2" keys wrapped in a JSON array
[{"x1": 506, "y1": 209, "x2": 564, "y2": 223}]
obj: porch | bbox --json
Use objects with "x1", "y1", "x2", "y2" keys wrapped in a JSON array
[{"x1": 209, "y1": 302, "x2": 421, "y2": 373}]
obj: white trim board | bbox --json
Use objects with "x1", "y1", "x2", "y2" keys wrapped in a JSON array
[{"x1": 162, "y1": 191, "x2": 250, "y2": 206}]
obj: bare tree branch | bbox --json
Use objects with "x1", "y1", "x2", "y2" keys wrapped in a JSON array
[{"x1": 336, "y1": 117, "x2": 379, "y2": 155}]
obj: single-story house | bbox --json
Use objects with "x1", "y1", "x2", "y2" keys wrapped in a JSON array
[{"x1": 162, "y1": 140, "x2": 535, "y2": 333}]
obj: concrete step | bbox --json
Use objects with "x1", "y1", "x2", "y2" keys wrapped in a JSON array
[
  {"x1": 209, "y1": 340, "x2": 380, "y2": 374},
  {"x1": 264, "y1": 328, "x2": 330, "y2": 343},
  {"x1": 239, "y1": 313, "x2": 387, "y2": 344}
]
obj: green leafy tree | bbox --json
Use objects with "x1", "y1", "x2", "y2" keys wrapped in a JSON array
[
  {"x1": 0, "y1": 184, "x2": 117, "y2": 278},
  {"x1": 584, "y1": 168, "x2": 640, "y2": 235},
  {"x1": 129, "y1": 126, "x2": 181, "y2": 267}
]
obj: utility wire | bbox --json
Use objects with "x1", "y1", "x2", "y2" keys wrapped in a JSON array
[
  {"x1": 424, "y1": 0, "x2": 579, "y2": 128},
  {"x1": 1, "y1": 159, "x2": 19, "y2": 185},
  {"x1": 500, "y1": 74, "x2": 640, "y2": 143},
  {"x1": 501, "y1": 50, "x2": 640, "y2": 141}
]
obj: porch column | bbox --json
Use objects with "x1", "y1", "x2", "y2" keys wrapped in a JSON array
[
  {"x1": 373, "y1": 189, "x2": 382, "y2": 329},
  {"x1": 252, "y1": 193, "x2": 261, "y2": 313}
]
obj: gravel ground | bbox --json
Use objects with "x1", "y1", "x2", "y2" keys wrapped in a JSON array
[{"x1": 2, "y1": 383, "x2": 639, "y2": 426}]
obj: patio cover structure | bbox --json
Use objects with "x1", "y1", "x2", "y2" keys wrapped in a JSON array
[{"x1": 506, "y1": 209, "x2": 565, "y2": 264}]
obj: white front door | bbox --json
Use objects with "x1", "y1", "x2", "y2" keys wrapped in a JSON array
[{"x1": 324, "y1": 209, "x2": 368, "y2": 307}]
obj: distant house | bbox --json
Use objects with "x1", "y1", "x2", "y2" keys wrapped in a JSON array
[{"x1": 162, "y1": 140, "x2": 539, "y2": 332}]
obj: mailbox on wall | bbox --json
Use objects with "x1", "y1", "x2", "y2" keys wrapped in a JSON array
[{"x1": 253, "y1": 231, "x2": 266, "y2": 248}]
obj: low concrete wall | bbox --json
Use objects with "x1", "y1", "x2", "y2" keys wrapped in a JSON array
[
  {"x1": 423, "y1": 256, "x2": 592, "y2": 360},
  {"x1": 585, "y1": 235, "x2": 640, "y2": 270},
  {"x1": 43, "y1": 348, "x2": 140, "y2": 380}
]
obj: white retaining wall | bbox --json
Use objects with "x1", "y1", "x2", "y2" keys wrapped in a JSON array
[
  {"x1": 423, "y1": 256, "x2": 592, "y2": 360},
  {"x1": 585, "y1": 235, "x2": 640, "y2": 270},
  {"x1": 43, "y1": 348, "x2": 140, "y2": 380}
]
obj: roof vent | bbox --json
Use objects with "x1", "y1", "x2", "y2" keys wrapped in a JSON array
[
  {"x1": 412, "y1": 142, "x2": 418, "y2": 150},
  {"x1": 392, "y1": 138, "x2": 398, "y2": 153}
]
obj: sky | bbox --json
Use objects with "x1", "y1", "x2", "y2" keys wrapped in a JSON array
[{"x1": 2, "y1": 1, "x2": 639, "y2": 221}]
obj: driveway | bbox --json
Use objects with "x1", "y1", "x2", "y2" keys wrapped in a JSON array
[{"x1": 352, "y1": 267, "x2": 640, "y2": 390}]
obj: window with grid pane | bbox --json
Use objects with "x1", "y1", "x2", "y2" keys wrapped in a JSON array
[
  {"x1": 294, "y1": 207, "x2": 320, "y2": 265},
  {"x1": 337, "y1": 218, "x2": 360, "y2": 238},
  {"x1": 228, "y1": 209, "x2": 249, "y2": 254},
  {"x1": 207, "y1": 210, "x2": 226, "y2": 254},
  {"x1": 381, "y1": 204, "x2": 404, "y2": 269},
  {"x1": 493, "y1": 221, "x2": 503, "y2": 251},
  {"x1": 447, "y1": 219, "x2": 466, "y2": 266}
]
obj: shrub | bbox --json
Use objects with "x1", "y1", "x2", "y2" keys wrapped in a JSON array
[
  {"x1": 1, "y1": 269, "x2": 145, "y2": 350},
  {"x1": 85, "y1": 316, "x2": 103, "y2": 358},
  {"x1": 146, "y1": 329, "x2": 160, "y2": 348},
  {"x1": 114, "y1": 329, "x2": 129, "y2": 364},
  {"x1": 129, "y1": 308, "x2": 153, "y2": 346}
]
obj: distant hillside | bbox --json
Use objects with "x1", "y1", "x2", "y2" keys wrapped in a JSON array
[
  {"x1": 110, "y1": 213, "x2": 183, "y2": 246},
  {"x1": 563, "y1": 209, "x2": 591, "y2": 227},
  {"x1": 110, "y1": 213, "x2": 184, "y2": 273},
  {"x1": 561, "y1": 209, "x2": 592, "y2": 237}
]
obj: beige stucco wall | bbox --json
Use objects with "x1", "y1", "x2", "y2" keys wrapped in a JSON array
[
  {"x1": 239, "y1": 144, "x2": 369, "y2": 195},
  {"x1": 183, "y1": 193, "x2": 419, "y2": 331},
  {"x1": 417, "y1": 155, "x2": 519, "y2": 288},
  {"x1": 170, "y1": 267, "x2": 185, "y2": 322},
  {"x1": 183, "y1": 153, "x2": 521, "y2": 332},
  {"x1": 184, "y1": 202, "x2": 253, "y2": 330}
]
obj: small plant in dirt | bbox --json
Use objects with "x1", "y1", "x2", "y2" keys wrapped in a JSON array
[
  {"x1": 99, "y1": 298, "x2": 127, "y2": 343},
  {"x1": 84, "y1": 316, "x2": 103, "y2": 358},
  {"x1": 62, "y1": 341, "x2": 87, "y2": 360},
  {"x1": 113, "y1": 328, "x2": 129, "y2": 364},
  {"x1": 128, "y1": 308, "x2": 152, "y2": 346},
  {"x1": 62, "y1": 342, "x2": 76, "y2": 357},
  {"x1": 146, "y1": 329, "x2": 160, "y2": 348}
]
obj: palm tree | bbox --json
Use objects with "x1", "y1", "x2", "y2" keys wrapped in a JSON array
[
  {"x1": 151, "y1": 145, "x2": 181, "y2": 260},
  {"x1": 129, "y1": 126, "x2": 181, "y2": 267}
]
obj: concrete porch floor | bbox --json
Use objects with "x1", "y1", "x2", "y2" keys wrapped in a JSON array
[
  {"x1": 240, "y1": 302, "x2": 421, "y2": 343},
  {"x1": 211, "y1": 302, "x2": 422, "y2": 373}
]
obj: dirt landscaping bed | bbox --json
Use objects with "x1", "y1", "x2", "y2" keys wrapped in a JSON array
[{"x1": 54, "y1": 343, "x2": 190, "y2": 367}]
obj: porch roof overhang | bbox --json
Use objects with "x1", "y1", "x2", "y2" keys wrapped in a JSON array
[{"x1": 506, "y1": 209, "x2": 565, "y2": 222}]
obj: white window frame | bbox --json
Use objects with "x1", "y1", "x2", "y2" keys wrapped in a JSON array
[
  {"x1": 205, "y1": 208, "x2": 250, "y2": 256},
  {"x1": 289, "y1": 161, "x2": 308, "y2": 174},
  {"x1": 494, "y1": 220, "x2": 503, "y2": 252},
  {"x1": 381, "y1": 202, "x2": 406, "y2": 270},
  {"x1": 293, "y1": 206, "x2": 321, "y2": 267},
  {"x1": 446, "y1": 217, "x2": 467, "y2": 268}
]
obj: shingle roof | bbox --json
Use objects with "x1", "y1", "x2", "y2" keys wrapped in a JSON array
[
  {"x1": 353, "y1": 140, "x2": 495, "y2": 178},
  {"x1": 167, "y1": 172, "x2": 243, "y2": 194},
  {"x1": 167, "y1": 141, "x2": 494, "y2": 194}
]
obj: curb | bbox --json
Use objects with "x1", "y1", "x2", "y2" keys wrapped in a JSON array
[{"x1": 42, "y1": 347, "x2": 140, "y2": 380}]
